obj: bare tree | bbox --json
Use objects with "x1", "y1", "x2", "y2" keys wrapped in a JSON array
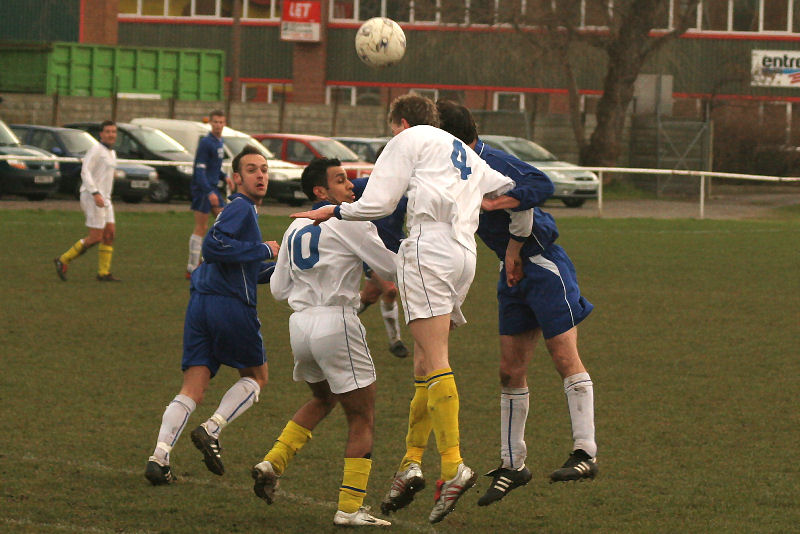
[{"x1": 459, "y1": 0, "x2": 701, "y2": 167}]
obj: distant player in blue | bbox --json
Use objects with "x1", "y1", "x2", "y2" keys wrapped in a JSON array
[
  {"x1": 146, "y1": 146, "x2": 280, "y2": 486},
  {"x1": 351, "y1": 173, "x2": 410, "y2": 358},
  {"x1": 187, "y1": 109, "x2": 231, "y2": 277},
  {"x1": 437, "y1": 100, "x2": 598, "y2": 505}
]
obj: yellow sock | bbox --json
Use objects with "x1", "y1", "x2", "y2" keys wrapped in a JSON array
[
  {"x1": 338, "y1": 457, "x2": 372, "y2": 513},
  {"x1": 400, "y1": 376, "x2": 432, "y2": 470},
  {"x1": 426, "y1": 368, "x2": 462, "y2": 480},
  {"x1": 264, "y1": 420, "x2": 312, "y2": 475},
  {"x1": 59, "y1": 239, "x2": 86, "y2": 264},
  {"x1": 97, "y1": 244, "x2": 113, "y2": 276}
]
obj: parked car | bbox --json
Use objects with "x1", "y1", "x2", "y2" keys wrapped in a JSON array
[
  {"x1": 0, "y1": 118, "x2": 60, "y2": 200},
  {"x1": 254, "y1": 133, "x2": 374, "y2": 179},
  {"x1": 130, "y1": 118, "x2": 306, "y2": 205},
  {"x1": 66, "y1": 122, "x2": 193, "y2": 203},
  {"x1": 11, "y1": 124, "x2": 158, "y2": 203},
  {"x1": 480, "y1": 135, "x2": 599, "y2": 207},
  {"x1": 333, "y1": 136, "x2": 390, "y2": 163}
]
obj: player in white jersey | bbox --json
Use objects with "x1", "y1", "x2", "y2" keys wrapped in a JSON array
[
  {"x1": 291, "y1": 94, "x2": 516, "y2": 524},
  {"x1": 54, "y1": 120, "x2": 121, "y2": 281},
  {"x1": 252, "y1": 157, "x2": 395, "y2": 527}
]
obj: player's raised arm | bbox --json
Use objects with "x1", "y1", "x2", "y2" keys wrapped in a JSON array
[{"x1": 290, "y1": 204, "x2": 336, "y2": 225}]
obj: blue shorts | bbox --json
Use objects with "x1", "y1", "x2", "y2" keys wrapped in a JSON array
[
  {"x1": 182, "y1": 292, "x2": 266, "y2": 377},
  {"x1": 362, "y1": 262, "x2": 374, "y2": 279},
  {"x1": 190, "y1": 189, "x2": 225, "y2": 214},
  {"x1": 497, "y1": 244, "x2": 593, "y2": 339}
]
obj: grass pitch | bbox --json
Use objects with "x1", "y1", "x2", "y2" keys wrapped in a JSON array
[{"x1": 2, "y1": 209, "x2": 799, "y2": 533}]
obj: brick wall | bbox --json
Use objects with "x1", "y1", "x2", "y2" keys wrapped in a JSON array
[{"x1": 81, "y1": 0, "x2": 119, "y2": 45}]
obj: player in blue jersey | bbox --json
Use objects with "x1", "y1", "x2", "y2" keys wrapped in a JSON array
[
  {"x1": 437, "y1": 101, "x2": 598, "y2": 505},
  {"x1": 186, "y1": 110, "x2": 231, "y2": 277},
  {"x1": 145, "y1": 146, "x2": 279, "y2": 485},
  {"x1": 351, "y1": 174, "x2": 410, "y2": 358}
]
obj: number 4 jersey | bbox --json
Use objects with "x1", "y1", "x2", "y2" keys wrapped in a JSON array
[
  {"x1": 337, "y1": 124, "x2": 515, "y2": 254},
  {"x1": 270, "y1": 203, "x2": 397, "y2": 312}
]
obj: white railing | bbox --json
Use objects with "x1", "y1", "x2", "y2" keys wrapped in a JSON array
[
  {"x1": 536, "y1": 166, "x2": 800, "y2": 219},
  {"x1": 3, "y1": 155, "x2": 799, "y2": 219}
]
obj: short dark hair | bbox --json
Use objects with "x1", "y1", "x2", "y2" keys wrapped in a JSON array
[
  {"x1": 301, "y1": 157, "x2": 341, "y2": 200},
  {"x1": 209, "y1": 109, "x2": 225, "y2": 120},
  {"x1": 232, "y1": 145, "x2": 264, "y2": 174},
  {"x1": 388, "y1": 94, "x2": 439, "y2": 128},
  {"x1": 436, "y1": 100, "x2": 477, "y2": 145},
  {"x1": 100, "y1": 120, "x2": 116, "y2": 131}
]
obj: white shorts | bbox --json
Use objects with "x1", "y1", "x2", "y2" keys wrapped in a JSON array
[
  {"x1": 396, "y1": 222, "x2": 476, "y2": 327},
  {"x1": 80, "y1": 191, "x2": 115, "y2": 229},
  {"x1": 288, "y1": 306, "x2": 376, "y2": 394}
]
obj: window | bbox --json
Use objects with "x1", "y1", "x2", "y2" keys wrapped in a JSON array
[
  {"x1": 494, "y1": 92, "x2": 525, "y2": 111},
  {"x1": 438, "y1": 89, "x2": 465, "y2": 103},
  {"x1": 731, "y1": 0, "x2": 757, "y2": 31},
  {"x1": 701, "y1": 0, "x2": 729, "y2": 30},
  {"x1": 763, "y1": 0, "x2": 789, "y2": 31},
  {"x1": 169, "y1": 0, "x2": 192, "y2": 16},
  {"x1": 332, "y1": 0, "x2": 355, "y2": 19},
  {"x1": 413, "y1": 0, "x2": 439, "y2": 23},
  {"x1": 327, "y1": 86, "x2": 356, "y2": 105},
  {"x1": 386, "y1": 2, "x2": 410, "y2": 22},
  {"x1": 411, "y1": 88, "x2": 438, "y2": 100},
  {"x1": 469, "y1": 0, "x2": 496, "y2": 25},
  {"x1": 583, "y1": 0, "x2": 610, "y2": 27},
  {"x1": 356, "y1": 86, "x2": 382, "y2": 106},
  {"x1": 287, "y1": 140, "x2": 315, "y2": 162}
]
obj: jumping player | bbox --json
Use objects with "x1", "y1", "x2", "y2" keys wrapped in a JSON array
[
  {"x1": 291, "y1": 94, "x2": 518, "y2": 524},
  {"x1": 252, "y1": 157, "x2": 395, "y2": 527},
  {"x1": 437, "y1": 100, "x2": 597, "y2": 507},
  {"x1": 145, "y1": 146, "x2": 278, "y2": 485}
]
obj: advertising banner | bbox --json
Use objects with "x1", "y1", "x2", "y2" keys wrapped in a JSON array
[
  {"x1": 752, "y1": 50, "x2": 800, "y2": 87},
  {"x1": 281, "y1": 1, "x2": 321, "y2": 42}
]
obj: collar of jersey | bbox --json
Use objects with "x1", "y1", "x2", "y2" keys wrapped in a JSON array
[
  {"x1": 227, "y1": 192, "x2": 253, "y2": 204},
  {"x1": 312, "y1": 200, "x2": 332, "y2": 209}
]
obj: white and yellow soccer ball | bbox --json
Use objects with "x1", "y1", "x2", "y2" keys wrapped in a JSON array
[{"x1": 355, "y1": 17, "x2": 406, "y2": 68}]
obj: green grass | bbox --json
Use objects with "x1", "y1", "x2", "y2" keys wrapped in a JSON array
[{"x1": 2, "y1": 210, "x2": 800, "y2": 533}]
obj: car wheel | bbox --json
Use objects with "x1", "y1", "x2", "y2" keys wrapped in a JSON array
[
  {"x1": 562, "y1": 198, "x2": 586, "y2": 208},
  {"x1": 122, "y1": 195, "x2": 143, "y2": 204},
  {"x1": 26, "y1": 193, "x2": 47, "y2": 201},
  {"x1": 149, "y1": 181, "x2": 171, "y2": 203}
]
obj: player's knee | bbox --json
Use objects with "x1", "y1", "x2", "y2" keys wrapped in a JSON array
[
  {"x1": 383, "y1": 284, "x2": 398, "y2": 300},
  {"x1": 499, "y1": 362, "x2": 526, "y2": 386},
  {"x1": 312, "y1": 389, "x2": 338, "y2": 412}
]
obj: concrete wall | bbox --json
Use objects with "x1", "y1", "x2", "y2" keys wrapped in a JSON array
[{"x1": 0, "y1": 93, "x2": 623, "y2": 164}]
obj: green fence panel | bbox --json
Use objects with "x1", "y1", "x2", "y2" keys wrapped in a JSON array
[{"x1": 0, "y1": 41, "x2": 224, "y2": 100}]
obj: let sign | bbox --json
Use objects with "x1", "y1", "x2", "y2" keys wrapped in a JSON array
[{"x1": 281, "y1": 1, "x2": 321, "y2": 42}]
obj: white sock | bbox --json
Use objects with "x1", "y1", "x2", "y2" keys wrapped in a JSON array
[
  {"x1": 500, "y1": 387, "x2": 529, "y2": 469},
  {"x1": 564, "y1": 372, "x2": 596, "y2": 458},
  {"x1": 187, "y1": 234, "x2": 203, "y2": 272},
  {"x1": 152, "y1": 394, "x2": 196, "y2": 465},
  {"x1": 204, "y1": 377, "x2": 260, "y2": 439},
  {"x1": 380, "y1": 300, "x2": 401, "y2": 343}
]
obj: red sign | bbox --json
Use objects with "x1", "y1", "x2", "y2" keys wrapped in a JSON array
[{"x1": 281, "y1": 1, "x2": 321, "y2": 42}]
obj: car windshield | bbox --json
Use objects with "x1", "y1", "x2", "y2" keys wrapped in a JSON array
[
  {"x1": 131, "y1": 128, "x2": 187, "y2": 153},
  {"x1": 223, "y1": 135, "x2": 276, "y2": 160},
  {"x1": 499, "y1": 138, "x2": 558, "y2": 162},
  {"x1": 61, "y1": 130, "x2": 97, "y2": 155},
  {"x1": 310, "y1": 139, "x2": 361, "y2": 162},
  {"x1": 0, "y1": 121, "x2": 21, "y2": 146}
]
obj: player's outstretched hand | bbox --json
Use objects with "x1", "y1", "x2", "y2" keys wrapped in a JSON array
[
  {"x1": 265, "y1": 240, "x2": 280, "y2": 257},
  {"x1": 291, "y1": 205, "x2": 336, "y2": 225}
]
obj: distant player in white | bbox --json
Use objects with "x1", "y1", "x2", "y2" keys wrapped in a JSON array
[
  {"x1": 253, "y1": 157, "x2": 395, "y2": 527},
  {"x1": 292, "y1": 94, "x2": 517, "y2": 524}
]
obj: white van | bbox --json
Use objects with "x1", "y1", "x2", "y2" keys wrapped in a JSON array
[{"x1": 131, "y1": 118, "x2": 306, "y2": 205}]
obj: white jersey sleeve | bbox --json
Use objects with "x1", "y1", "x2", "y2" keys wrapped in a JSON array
[
  {"x1": 508, "y1": 208, "x2": 534, "y2": 240},
  {"x1": 269, "y1": 228, "x2": 294, "y2": 302}
]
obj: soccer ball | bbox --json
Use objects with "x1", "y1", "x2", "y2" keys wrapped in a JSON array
[{"x1": 355, "y1": 17, "x2": 406, "y2": 68}]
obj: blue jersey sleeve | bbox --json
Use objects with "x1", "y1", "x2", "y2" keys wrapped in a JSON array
[
  {"x1": 258, "y1": 261, "x2": 276, "y2": 284},
  {"x1": 193, "y1": 138, "x2": 215, "y2": 195},
  {"x1": 202, "y1": 202, "x2": 273, "y2": 264},
  {"x1": 483, "y1": 149, "x2": 554, "y2": 211}
]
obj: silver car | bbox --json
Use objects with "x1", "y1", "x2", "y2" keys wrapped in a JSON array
[{"x1": 480, "y1": 135, "x2": 599, "y2": 208}]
